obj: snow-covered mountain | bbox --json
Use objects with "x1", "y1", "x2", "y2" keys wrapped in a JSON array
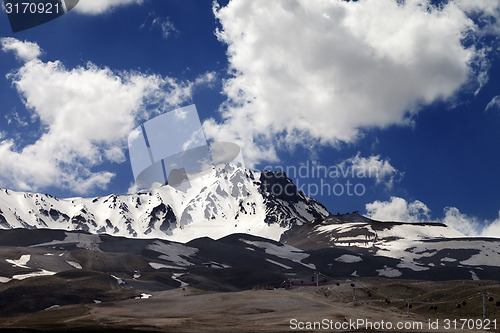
[
  {"x1": 280, "y1": 213, "x2": 465, "y2": 251},
  {"x1": 281, "y1": 213, "x2": 500, "y2": 280},
  {"x1": 0, "y1": 164, "x2": 330, "y2": 242},
  {"x1": 1, "y1": 165, "x2": 499, "y2": 283}
]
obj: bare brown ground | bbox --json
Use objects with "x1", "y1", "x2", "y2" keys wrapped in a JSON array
[{"x1": 0, "y1": 278, "x2": 498, "y2": 333}]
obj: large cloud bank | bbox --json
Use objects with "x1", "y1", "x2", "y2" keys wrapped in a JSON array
[
  {"x1": 0, "y1": 38, "x2": 212, "y2": 193},
  {"x1": 204, "y1": 0, "x2": 498, "y2": 165}
]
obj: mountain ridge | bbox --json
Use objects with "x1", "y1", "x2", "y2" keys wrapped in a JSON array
[
  {"x1": 0, "y1": 164, "x2": 498, "y2": 287},
  {"x1": 0, "y1": 164, "x2": 329, "y2": 242}
]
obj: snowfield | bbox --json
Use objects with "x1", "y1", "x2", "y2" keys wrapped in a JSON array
[
  {"x1": 242, "y1": 239, "x2": 315, "y2": 269},
  {"x1": 66, "y1": 261, "x2": 82, "y2": 269},
  {"x1": 146, "y1": 241, "x2": 198, "y2": 267}
]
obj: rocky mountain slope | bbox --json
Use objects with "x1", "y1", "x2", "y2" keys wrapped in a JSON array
[
  {"x1": 0, "y1": 167, "x2": 498, "y2": 308},
  {"x1": 0, "y1": 213, "x2": 498, "y2": 317},
  {"x1": 281, "y1": 213, "x2": 500, "y2": 280},
  {"x1": 0, "y1": 164, "x2": 330, "y2": 242}
]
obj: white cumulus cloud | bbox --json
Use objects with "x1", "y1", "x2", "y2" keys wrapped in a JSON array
[
  {"x1": 480, "y1": 212, "x2": 500, "y2": 237},
  {"x1": 442, "y1": 207, "x2": 482, "y2": 236},
  {"x1": 204, "y1": 0, "x2": 492, "y2": 166},
  {"x1": 365, "y1": 196, "x2": 500, "y2": 237},
  {"x1": 366, "y1": 196, "x2": 431, "y2": 222},
  {"x1": 1, "y1": 38, "x2": 42, "y2": 62},
  {"x1": 338, "y1": 153, "x2": 401, "y2": 188},
  {"x1": 74, "y1": 0, "x2": 143, "y2": 15},
  {"x1": 0, "y1": 38, "x2": 213, "y2": 194},
  {"x1": 442, "y1": 207, "x2": 500, "y2": 237}
]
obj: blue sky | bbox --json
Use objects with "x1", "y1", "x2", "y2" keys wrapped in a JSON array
[{"x1": 1, "y1": 0, "x2": 500, "y2": 236}]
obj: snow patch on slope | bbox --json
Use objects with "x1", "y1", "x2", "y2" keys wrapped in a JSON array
[
  {"x1": 335, "y1": 254, "x2": 362, "y2": 263},
  {"x1": 266, "y1": 258, "x2": 292, "y2": 269},
  {"x1": 242, "y1": 239, "x2": 315, "y2": 269},
  {"x1": 377, "y1": 266, "x2": 402, "y2": 278},
  {"x1": 171, "y1": 273, "x2": 189, "y2": 287},
  {"x1": 459, "y1": 241, "x2": 500, "y2": 266},
  {"x1": 149, "y1": 262, "x2": 178, "y2": 270},
  {"x1": 470, "y1": 270, "x2": 480, "y2": 280},
  {"x1": 12, "y1": 269, "x2": 56, "y2": 280},
  {"x1": 146, "y1": 241, "x2": 197, "y2": 267},
  {"x1": 6, "y1": 254, "x2": 30, "y2": 268},
  {"x1": 33, "y1": 232, "x2": 101, "y2": 250},
  {"x1": 66, "y1": 261, "x2": 82, "y2": 269}
]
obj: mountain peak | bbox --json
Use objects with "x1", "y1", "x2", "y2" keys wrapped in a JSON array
[{"x1": 0, "y1": 164, "x2": 330, "y2": 242}]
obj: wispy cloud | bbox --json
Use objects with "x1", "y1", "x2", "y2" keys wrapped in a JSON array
[
  {"x1": 485, "y1": 95, "x2": 500, "y2": 112},
  {"x1": 4, "y1": 109, "x2": 28, "y2": 127},
  {"x1": 140, "y1": 12, "x2": 178, "y2": 39}
]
